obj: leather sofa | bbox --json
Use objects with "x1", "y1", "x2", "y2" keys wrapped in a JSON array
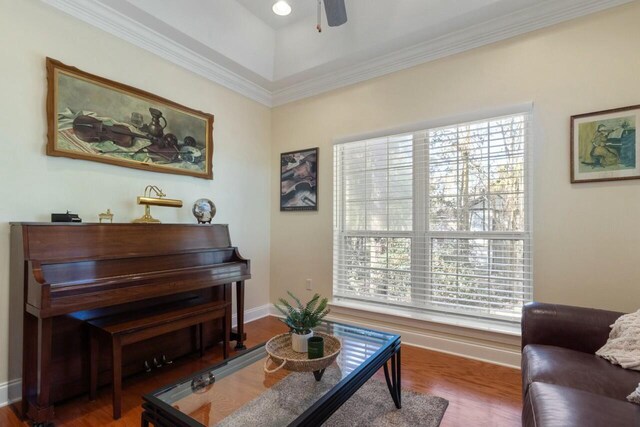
[{"x1": 521, "y1": 302, "x2": 640, "y2": 426}]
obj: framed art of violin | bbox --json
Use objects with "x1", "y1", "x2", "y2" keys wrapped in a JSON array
[{"x1": 46, "y1": 58, "x2": 214, "y2": 179}]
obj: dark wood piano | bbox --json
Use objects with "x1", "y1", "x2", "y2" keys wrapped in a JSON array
[{"x1": 10, "y1": 223, "x2": 250, "y2": 425}]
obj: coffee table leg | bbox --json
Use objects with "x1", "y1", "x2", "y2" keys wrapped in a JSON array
[
  {"x1": 313, "y1": 368, "x2": 326, "y2": 381},
  {"x1": 396, "y1": 347, "x2": 402, "y2": 408},
  {"x1": 383, "y1": 347, "x2": 402, "y2": 409}
]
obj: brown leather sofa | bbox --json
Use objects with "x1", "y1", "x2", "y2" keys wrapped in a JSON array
[{"x1": 521, "y1": 302, "x2": 640, "y2": 426}]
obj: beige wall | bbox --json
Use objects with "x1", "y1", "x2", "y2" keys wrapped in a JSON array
[
  {"x1": 0, "y1": 0, "x2": 271, "y2": 386},
  {"x1": 271, "y1": 3, "x2": 640, "y2": 314}
]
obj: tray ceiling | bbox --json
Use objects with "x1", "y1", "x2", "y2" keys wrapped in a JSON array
[{"x1": 43, "y1": 0, "x2": 633, "y2": 106}]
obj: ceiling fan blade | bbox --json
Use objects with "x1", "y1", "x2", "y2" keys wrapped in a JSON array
[{"x1": 323, "y1": 0, "x2": 347, "y2": 27}]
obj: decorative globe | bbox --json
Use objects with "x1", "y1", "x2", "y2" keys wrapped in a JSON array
[{"x1": 192, "y1": 198, "x2": 216, "y2": 224}]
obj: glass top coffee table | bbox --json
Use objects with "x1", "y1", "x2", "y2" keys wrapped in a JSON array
[{"x1": 142, "y1": 321, "x2": 401, "y2": 426}]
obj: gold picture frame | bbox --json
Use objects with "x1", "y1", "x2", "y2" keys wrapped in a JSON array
[{"x1": 46, "y1": 58, "x2": 214, "y2": 179}]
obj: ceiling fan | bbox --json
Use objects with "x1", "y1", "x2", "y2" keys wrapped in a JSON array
[{"x1": 318, "y1": 0, "x2": 347, "y2": 32}]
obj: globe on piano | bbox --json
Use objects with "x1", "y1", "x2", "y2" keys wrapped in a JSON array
[{"x1": 192, "y1": 198, "x2": 216, "y2": 224}]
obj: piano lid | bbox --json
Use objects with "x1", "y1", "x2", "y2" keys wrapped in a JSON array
[{"x1": 16, "y1": 223, "x2": 233, "y2": 263}]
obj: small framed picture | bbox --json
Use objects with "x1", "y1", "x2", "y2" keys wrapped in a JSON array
[
  {"x1": 280, "y1": 147, "x2": 318, "y2": 211},
  {"x1": 571, "y1": 105, "x2": 639, "y2": 183}
]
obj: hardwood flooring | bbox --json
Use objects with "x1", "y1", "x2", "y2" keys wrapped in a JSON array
[{"x1": 0, "y1": 316, "x2": 522, "y2": 426}]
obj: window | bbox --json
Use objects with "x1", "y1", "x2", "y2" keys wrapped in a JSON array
[{"x1": 333, "y1": 111, "x2": 531, "y2": 323}]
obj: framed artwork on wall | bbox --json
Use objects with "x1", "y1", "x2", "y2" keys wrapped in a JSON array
[
  {"x1": 571, "y1": 105, "x2": 639, "y2": 183},
  {"x1": 46, "y1": 58, "x2": 214, "y2": 179},
  {"x1": 280, "y1": 147, "x2": 318, "y2": 211}
]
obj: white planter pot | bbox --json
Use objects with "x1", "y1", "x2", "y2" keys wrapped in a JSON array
[{"x1": 291, "y1": 331, "x2": 313, "y2": 353}]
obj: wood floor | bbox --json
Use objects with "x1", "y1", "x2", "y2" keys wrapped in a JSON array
[{"x1": 0, "y1": 316, "x2": 522, "y2": 426}]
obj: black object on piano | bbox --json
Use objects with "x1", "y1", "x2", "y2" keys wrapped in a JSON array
[{"x1": 51, "y1": 210, "x2": 82, "y2": 222}]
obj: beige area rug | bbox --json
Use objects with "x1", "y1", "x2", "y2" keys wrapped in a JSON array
[{"x1": 218, "y1": 366, "x2": 448, "y2": 426}]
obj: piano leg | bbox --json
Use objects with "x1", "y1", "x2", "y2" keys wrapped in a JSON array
[
  {"x1": 233, "y1": 280, "x2": 246, "y2": 350},
  {"x1": 224, "y1": 283, "x2": 231, "y2": 358},
  {"x1": 25, "y1": 316, "x2": 55, "y2": 425},
  {"x1": 22, "y1": 312, "x2": 37, "y2": 418},
  {"x1": 198, "y1": 323, "x2": 205, "y2": 358}
]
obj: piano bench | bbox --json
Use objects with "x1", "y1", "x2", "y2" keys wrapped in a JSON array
[{"x1": 87, "y1": 299, "x2": 231, "y2": 420}]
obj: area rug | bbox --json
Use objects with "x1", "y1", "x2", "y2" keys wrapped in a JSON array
[{"x1": 218, "y1": 366, "x2": 448, "y2": 426}]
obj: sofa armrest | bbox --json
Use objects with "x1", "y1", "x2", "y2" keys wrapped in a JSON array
[{"x1": 521, "y1": 302, "x2": 623, "y2": 354}]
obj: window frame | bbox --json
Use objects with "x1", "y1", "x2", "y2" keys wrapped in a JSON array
[{"x1": 333, "y1": 104, "x2": 533, "y2": 324}]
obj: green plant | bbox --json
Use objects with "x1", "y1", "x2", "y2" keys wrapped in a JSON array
[{"x1": 275, "y1": 291, "x2": 330, "y2": 335}]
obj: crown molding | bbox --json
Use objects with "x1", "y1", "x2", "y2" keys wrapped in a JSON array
[
  {"x1": 42, "y1": 0, "x2": 273, "y2": 107},
  {"x1": 271, "y1": 0, "x2": 634, "y2": 106},
  {"x1": 42, "y1": 0, "x2": 632, "y2": 108}
]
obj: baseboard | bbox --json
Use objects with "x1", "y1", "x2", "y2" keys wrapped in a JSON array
[
  {"x1": 232, "y1": 303, "x2": 271, "y2": 328},
  {"x1": 268, "y1": 304, "x2": 522, "y2": 369},
  {"x1": 0, "y1": 378, "x2": 21, "y2": 408}
]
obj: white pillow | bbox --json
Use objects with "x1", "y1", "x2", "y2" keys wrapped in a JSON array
[{"x1": 628, "y1": 383, "x2": 640, "y2": 404}]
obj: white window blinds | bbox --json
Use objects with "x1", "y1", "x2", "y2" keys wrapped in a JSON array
[{"x1": 333, "y1": 112, "x2": 532, "y2": 323}]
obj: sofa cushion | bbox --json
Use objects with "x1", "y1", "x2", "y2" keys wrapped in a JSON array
[
  {"x1": 522, "y1": 344, "x2": 640, "y2": 400},
  {"x1": 523, "y1": 382, "x2": 640, "y2": 427}
]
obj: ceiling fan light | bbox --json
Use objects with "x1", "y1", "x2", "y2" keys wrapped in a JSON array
[{"x1": 272, "y1": 0, "x2": 292, "y2": 16}]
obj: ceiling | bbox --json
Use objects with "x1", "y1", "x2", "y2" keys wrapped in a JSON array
[
  {"x1": 236, "y1": 0, "x2": 318, "y2": 30},
  {"x1": 43, "y1": 0, "x2": 633, "y2": 106}
]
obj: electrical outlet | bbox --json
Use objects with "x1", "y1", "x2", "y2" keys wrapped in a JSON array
[{"x1": 306, "y1": 279, "x2": 313, "y2": 290}]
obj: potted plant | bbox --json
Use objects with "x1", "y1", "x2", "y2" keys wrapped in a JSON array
[{"x1": 275, "y1": 291, "x2": 330, "y2": 353}]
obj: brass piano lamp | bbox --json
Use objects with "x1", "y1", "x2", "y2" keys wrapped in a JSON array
[{"x1": 132, "y1": 185, "x2": 183, "y2": 223}]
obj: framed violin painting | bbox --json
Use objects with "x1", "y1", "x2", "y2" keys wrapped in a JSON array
[
  {"x1": 280, "y1": 147, "x2": 318, "y2": 211},
  {"x1": 46, "y1": 58, "x2": 214, "y2": 179}
]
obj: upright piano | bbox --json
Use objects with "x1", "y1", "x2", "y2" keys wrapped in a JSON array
[{"x1": 10, "y1": 223, "x2": 250, "y2": 425}]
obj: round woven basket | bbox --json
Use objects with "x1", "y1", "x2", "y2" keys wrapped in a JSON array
[{"x1": 264, "y1": 332, "x2": 341, "y2": 374}]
